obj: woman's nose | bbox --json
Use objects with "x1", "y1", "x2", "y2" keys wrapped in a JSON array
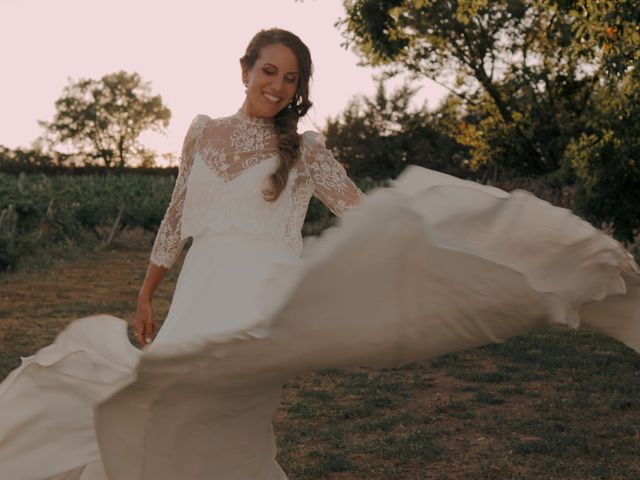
[{"x1": 270, "y1": 76, "x2": 284, "y2": 92}]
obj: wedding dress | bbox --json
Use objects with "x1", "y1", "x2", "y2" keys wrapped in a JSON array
[{"x1": 1, "y1": 110, "x2": 639, "y2": 480}]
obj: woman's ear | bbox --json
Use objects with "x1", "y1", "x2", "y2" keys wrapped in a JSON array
[{"x1": 240, "y1": 61, "x2": 248, "y2": 86}]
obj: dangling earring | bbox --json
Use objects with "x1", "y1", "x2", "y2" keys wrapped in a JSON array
[
  {"x1": 243, "y1": 81, "x2": 248, "y2": 94},
  {"x1": 291, "y1": 90, "x2": 301, "y2": 108}
]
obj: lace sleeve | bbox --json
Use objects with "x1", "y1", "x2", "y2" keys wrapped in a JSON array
[
  {"x1": 149, "y1": 115, "x2": 208, "y2": 268},
  {"x1": 303, "y1": 131, "x2": 365, "y2": 216}
]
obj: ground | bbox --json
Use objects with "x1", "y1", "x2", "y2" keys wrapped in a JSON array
[{"x1": 1, "y1": 230, "x2": 639, "y2": 479}]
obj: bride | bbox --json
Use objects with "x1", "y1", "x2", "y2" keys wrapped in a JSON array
[{"x1": 1, "y1": 28, "x2": 639, "y2": 480}]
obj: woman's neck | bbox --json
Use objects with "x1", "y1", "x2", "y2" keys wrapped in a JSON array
[{"x1": 237, "y1": 103, "x2": 274, "y2": 126}]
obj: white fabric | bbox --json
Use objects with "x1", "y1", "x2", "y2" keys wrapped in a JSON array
[
  {"x1": 150, "y1": 111, "x2": 365, "y2": 267},
  {"x1": 1, "y1": 114, "x2": 639, "y2": 480}
]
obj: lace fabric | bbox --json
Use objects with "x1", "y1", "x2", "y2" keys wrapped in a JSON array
[{"x1": 150, "y1": 111, "x2": 365, "y2": 268}]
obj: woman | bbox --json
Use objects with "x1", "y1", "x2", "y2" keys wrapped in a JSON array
[
  {"x1": 1, "y1": 28, "x2": 639, "y2": 480},
  {"x1": 135, "y1": 28, "x2": 364, "y2": 350}
]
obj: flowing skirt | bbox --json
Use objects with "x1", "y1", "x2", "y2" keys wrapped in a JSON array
[{"x1": 1, "y1": 166, "x2": 639, "y2": 480}]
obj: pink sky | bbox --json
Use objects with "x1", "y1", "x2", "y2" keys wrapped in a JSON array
[{"x1": 0, "y1": 0, "x2": 447, "y2": 164}]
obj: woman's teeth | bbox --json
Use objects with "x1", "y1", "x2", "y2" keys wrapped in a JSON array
[{"x1": 263, "y1": 93, "x2": 281, "y2": 104}]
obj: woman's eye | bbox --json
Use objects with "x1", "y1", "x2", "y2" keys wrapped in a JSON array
[
  {"x1": 285, "y1": 77, "x2": 298, "y2": 84},
  {"x1": 263, "y1": 69, "x2": 276, "y2": 75}
]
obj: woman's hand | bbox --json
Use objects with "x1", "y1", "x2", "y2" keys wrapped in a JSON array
[
  {"x1": 134, "y1": 297, "x2": 158, "y2": 348},
  {"x1": 135, "y1": 262, "x2": 168, "y2": 347}
]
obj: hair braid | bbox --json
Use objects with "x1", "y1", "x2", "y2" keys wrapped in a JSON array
[{"x1": 240, "y1": 28, "x2": 313, "y2": 202}]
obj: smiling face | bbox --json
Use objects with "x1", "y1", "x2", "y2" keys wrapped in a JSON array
[{"x1": 241, "y1": 43, "x2": 300, "y2": 119}]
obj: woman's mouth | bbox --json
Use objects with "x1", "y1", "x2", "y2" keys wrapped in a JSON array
[{"x1": 263, "y1": 92, "x2": 282, "y2": 104}]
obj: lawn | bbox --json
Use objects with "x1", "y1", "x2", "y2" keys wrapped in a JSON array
[{"x1": 1, "y1": 231, "x2": 639, "y2": 479}]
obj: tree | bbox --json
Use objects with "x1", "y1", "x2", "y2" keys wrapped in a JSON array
[
  {"x1": 324, "y1": 80, "x2": 467, "y2": 180},
  {"x1": 566, "y1": 72, "x2": 640, "y2": 241},
  {"x1": 40, "y1": 71, "x2": 171, "y2": 167},
  {"x1": 571, "y1": 0, "x2": 640, "y2": 79},
  {"x1": 562, "y1": 0, "x2": 640, "y2": 240},
  {"x1": 337, "y1": 0, "x2": 633, "y2": 177},
  {"x1": 337, "y1": 0, "x2": 640, "y2": 239},
  {"x1": 0, "y1": 145, "x2": 57, "y2": 172}
]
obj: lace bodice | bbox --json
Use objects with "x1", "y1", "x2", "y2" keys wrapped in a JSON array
[{"x1": 150, "y1": 111, "x2": 366, "y2": 268}]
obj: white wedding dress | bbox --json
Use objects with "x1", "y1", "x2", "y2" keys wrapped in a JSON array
[{"x1": 1, "y1": 110, "x2": 639, "y2": 480}]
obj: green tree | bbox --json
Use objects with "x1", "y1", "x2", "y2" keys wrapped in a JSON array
[
  {"x1": 563, "y1": 0, "x2": 640, "y2": 240},
  {"x1": 41, "y1": 71, "x2": 171, "y2": 167},
  {"x1": 337, "y1": 0, "x2": 629, "y2": 177},
  {"x1": 324, "y1": 80, "x2": 467, "y2": 180},
  {"x1": 571, "y1": 0, "x2": 640, "y2": 79},
  {"x1": 0, "y1": 145, "x2": 56, "y2": 171},
  {"x1": 338, "y1": 0, "x2": 640, "y2": 238},
  {"x1": 566, "y1": 73, "x2": 640, "y2": 241}
]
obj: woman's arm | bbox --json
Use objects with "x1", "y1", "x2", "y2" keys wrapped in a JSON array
[
  {"x1": 138, "y1": 263, "x2": 168, "y2": 302},
  {"x1": 303, "y1": 131, "x2": 366, "y2": 216},
  {"x1": 134, "y1": 115, "x2": 207, "y2": 347},
  {"x1": 148, "y1": 116, "x2": 207, "y2": 269},
  {"x1": 135, "y1": 263, "x2": 167, "y2": 347}
]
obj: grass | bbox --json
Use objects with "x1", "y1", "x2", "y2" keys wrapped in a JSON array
[{"x1": 1, "y1": 230, "x2": 639, "y2": 479}]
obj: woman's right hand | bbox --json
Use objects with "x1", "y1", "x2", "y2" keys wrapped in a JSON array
[{"x1": 134, "y1": 298, "x2": 158, "y2": 348}]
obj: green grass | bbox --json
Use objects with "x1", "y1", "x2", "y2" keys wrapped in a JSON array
[
  {"x1": 275, "y1": 328, "x2": 640, "y2": 479},
  {"x1": 2, "y1": 240, "x2": 640, "y2": 479}
]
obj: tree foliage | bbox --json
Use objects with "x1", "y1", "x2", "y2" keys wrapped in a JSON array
[
  {"x1": 324, "y1": 80, "x2": 467, "y2": 180},
  {"x1": 0, "y1": 145, "x2": 58, "y2": 171},
  {"x1": 572, "y1": 0, "x2": 640, "y2": 79},
  {"x1": 566, "y1": 73, "x2": 640, "y2": 241},
  {"x1": 340, "y1": 0, "x2": 609, "y2": 175},
  {"x1": 40, "y1": 71, "x2": 171, "y2": 168},
  {"x1": 338, "y1": 0, "x2": 640, "y2": 237}
]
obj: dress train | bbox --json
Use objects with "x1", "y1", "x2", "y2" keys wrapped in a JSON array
[{"x1": 1, "y1": 166, "x2": 638, "y2": 480}]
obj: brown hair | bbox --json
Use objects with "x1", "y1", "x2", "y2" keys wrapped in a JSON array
[{"x1": 240, "y1": 28, "x2": 313, "y2": 201}]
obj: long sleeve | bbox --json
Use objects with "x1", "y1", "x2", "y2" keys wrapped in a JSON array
[
  {"x1": 303, "y1": 131, "x2": 366, "y2": 216},
  {"x1": 149, "y1": 115, "x2": 208, "y2": 268}
]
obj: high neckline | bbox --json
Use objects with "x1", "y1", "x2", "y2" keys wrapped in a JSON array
[{"x1": 234, "y1": 108, "x2": 274, "y2": 126}]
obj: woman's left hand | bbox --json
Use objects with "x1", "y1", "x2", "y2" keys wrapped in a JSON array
[{"x1": 134, "y1": 297, "x2": 158, "y2": 348}]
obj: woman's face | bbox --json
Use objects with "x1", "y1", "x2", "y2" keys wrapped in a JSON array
[{"x1": 242, "y1": 43, "x2": 300, "y2": 119}]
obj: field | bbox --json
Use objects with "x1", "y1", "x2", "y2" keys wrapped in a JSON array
[
  {"x1": 1, "y1": 231, "x2": 639, "y2": 479},
  {"x1": 0, "y1": 172, "x2": 355, "y2": 271}
]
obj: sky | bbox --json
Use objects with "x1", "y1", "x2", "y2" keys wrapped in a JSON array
[{"x1": 0, "y1": 0, "x2": 448, "y2": 164}]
